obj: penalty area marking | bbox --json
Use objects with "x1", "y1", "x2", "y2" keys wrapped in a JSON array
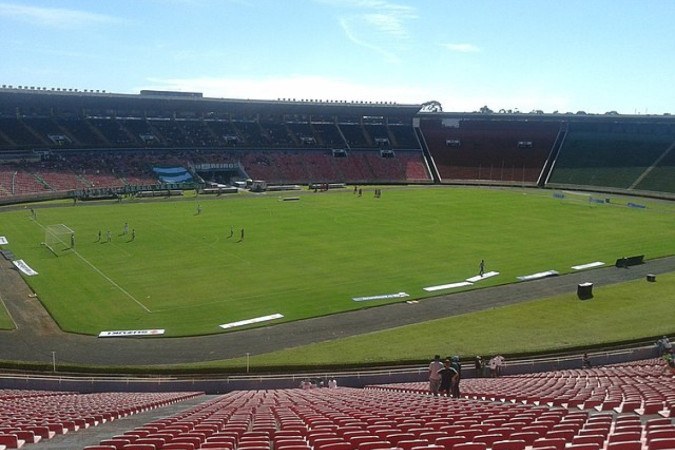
[
  {"x1": 423, "y1": 282, "x2": 472, "y2": 292},
  {"x1": 220, "y1": 313, "x2": 284, "y2": 330},
  {"x1": 466, "y1": 271, "x2": 500, "y2": 283},
  {"x1": 31, "y1": 220, "x2": 151, "y2": 313},
  {"x1": 572, "y1": 261, "x2": 605, "y2": 270},
  {"x1": 71, "y1": 251, "x2": 152, "y2": 313}
]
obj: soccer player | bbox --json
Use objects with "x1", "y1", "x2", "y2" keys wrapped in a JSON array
[
  {"x1": 106, "y1": 230, "x2": 112, "y2": 243},
  {"x1": 96, "y1": 230, "x2": 101, "y2": 242},
  {"x1": 70, "y1": 233, "x2": 75, "y2": 248},
  {"x1": 131, "y1": 229, "x2": 135, "y2": 241},
  {"x1": 123, "y1": 223, "x2": 129, "y2": 235},
  {"x1": 479, "y1": 259, "x2": 485, "y2": 277},
  {"x1": 240, "y1": 228, "x2": 245, "y2": 241},
  {"x1": 196, "y1": 203, "x2": 202, "y2": 215}
]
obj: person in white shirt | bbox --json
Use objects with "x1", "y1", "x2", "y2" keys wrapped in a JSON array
[{"x1": 428, "y1": 354, "x2": 443, "y2": 395}]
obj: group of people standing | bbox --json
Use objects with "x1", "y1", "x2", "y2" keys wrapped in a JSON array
[
  {"x1": 428, "y1": 355, "x2": 461, "y2": 398},
  {"x1": 474, "y1": 355, "x2": 506, "y2": 378},
  {"x1": 96, "y1": 223, "x2": 135, "y2": 243},
  {"x1": 656, "y1": 336, "x2": 672, "y2": 356}
]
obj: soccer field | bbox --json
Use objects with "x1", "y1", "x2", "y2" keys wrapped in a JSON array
[{"x1": 1, "y1": 186, "x2": 673, "y2": 337}]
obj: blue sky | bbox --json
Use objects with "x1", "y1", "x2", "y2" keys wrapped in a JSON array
[{"x1": 1, "y1": 0, "x2": 673, "y2": 114}]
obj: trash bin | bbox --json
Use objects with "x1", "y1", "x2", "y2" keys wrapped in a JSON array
[{"x1": 577, "y1": 282, "x2": 593, "y2": 300}]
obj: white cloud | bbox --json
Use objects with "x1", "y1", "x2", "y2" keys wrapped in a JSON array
[
  {"x1": 339, "y1": 17, "x2": 400, "y2": 63},
  {"x1": 0, "y1": 2, "x2": 120, "y2": 28},
  {"x1": 318, "y1": 0, "x2": 417, "y2": 62},
  {"x1": 442, "y1": 43, "x2": 481, "y2": 53}
]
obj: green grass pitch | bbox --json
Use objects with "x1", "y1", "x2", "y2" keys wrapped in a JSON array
[{"x1": 0, "y1": 186, "x2": 673, "y2": 337}]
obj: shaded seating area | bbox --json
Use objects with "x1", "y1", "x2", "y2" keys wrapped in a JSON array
[
  {"x1": 420, "y1": 119, "x2": 560, "y2": 185},
  {"x1": 549, "y1": 122, "x2": 675, "y2": 192}
]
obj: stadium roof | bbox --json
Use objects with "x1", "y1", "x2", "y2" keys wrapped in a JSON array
[{"x1": 0, "y1": 87, "x2": 423, "y2": 119}]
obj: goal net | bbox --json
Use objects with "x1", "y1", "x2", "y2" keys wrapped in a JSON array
[{"x1": 43, "y1": 224, "x2": 74, "y2": 255}]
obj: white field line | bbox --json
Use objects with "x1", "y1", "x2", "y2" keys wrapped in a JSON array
[{"x1": 34, "y1": 221, "x2": 151, "y2": 313}]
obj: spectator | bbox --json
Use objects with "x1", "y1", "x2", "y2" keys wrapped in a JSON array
[
  {"x1": 474, "y1": 356, "x2": 483, "y2": 378},
  {"x1": 428, "y1": 354, "x2": 443, "y2": 396},
  {"x1": 488, "y1": 356, "x2": 498, "y2": 378},
  {"x1": 495, "y1": 355, "x2": 506, "y2": 377},
  {"x1": 439, "y1": 359, "x2": 453, "y2": 397},
  {"x1": 450, "y1": 356, "x2": 462, "y2": 398},
  {"x1": 439, "y1": 359, "x2": 459, "y2": 397},
  {"x1": 656, "y1": 336, "x2": 672, "y2": 356},
  {"x1": 662, "y1": 350, "x2": 675, "y2": 375},
  {"x1": 581, "y1": 353, "x2": 592, "y2": 369}
]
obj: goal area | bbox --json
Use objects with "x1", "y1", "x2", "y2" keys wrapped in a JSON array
[{"x1": 43, "y1": 224, "x2": 74, "y2": 256}]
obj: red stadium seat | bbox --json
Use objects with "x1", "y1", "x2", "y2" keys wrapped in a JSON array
[
  {"x1": 398, "y1": 439, "x2": 431, "y2": 450},
  {"x1": 509, "y1": 432, "x2": 540, "y2": 445},
  {"x1": 387, "y1": 433, "x2": 416, "y2": 445},
  {"x1": 649, "y1": 438, "x2": 675, "y2": 450},
  {"x1": 606, "y1": 442, "x2": 643, "y2": 450},
  {"x1": 9, "y1": 430, "x2": 40, "y2": 444},
  {"x1": 358, "y1": 441, "x2": 393, "y2": 450},
  {"x1": 453, "y1": 443, "x2": 488, "y2": 450},
  {"x1": 0, "y1": 435, "x2": 24, "y2": 449},
  {"x1": 532, "y1": 438, "x2": 566, "y2": 450},
  {"x1": 316, "y1": 443, "x2": 352, "y2": 450},
  {"x1": 434, "y1": 436, "x2": 467, "y2": 449},
  {"x1": 162, "y1": 443, "x2": 196, "y2": 450},
  {"x1": 121, "y1": 445, "x2": 157, "y2": 450},
  {"x1": 609, "y1": 432, "x2": 642, "y2": 443},
  {"x1": 567, "y1": 444, "x2": 601, "y2": 450},
  {"x1": 649, "y1": 429, "x2": 675, "y2": 443},
  {"x1": 492, "y1": 439, "x2": 526, "y2": 450},
  {"x1": 473, "y1": 434, "x2": 504, "y2": 446},
  {"x1": 572, "y1": 434, "x2": 605, "y2": 447},
  {"x1": 100, "y1": 439, "x2": 132, "y2": 450}
]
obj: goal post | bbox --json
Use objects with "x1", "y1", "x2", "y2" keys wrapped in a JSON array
[{"x1": 43, "y1": 224, "x2": 75, "y2": 256}]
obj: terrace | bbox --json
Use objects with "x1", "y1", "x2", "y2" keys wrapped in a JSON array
[
  {"x1": 549, "y1": 123, "x2": 675, "y2": 192},
  {"x1": 7, "y1": 358, "x2": 670, "y2": 450},
  {"x1": 421, "y1": 119, "x2": 561, "y2": 185}
]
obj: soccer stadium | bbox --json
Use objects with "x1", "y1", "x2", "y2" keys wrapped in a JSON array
[{"x1": 0, "y1": 85, "x2": 674, "y2": 450}]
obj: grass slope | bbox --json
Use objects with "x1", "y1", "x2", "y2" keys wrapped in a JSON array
[
  {"x1": 0, "y1": 186, "x2": 673, "y2": 336},
  {"x1": 201, "y1": 272, "x2": 675, "y2": 370}
]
